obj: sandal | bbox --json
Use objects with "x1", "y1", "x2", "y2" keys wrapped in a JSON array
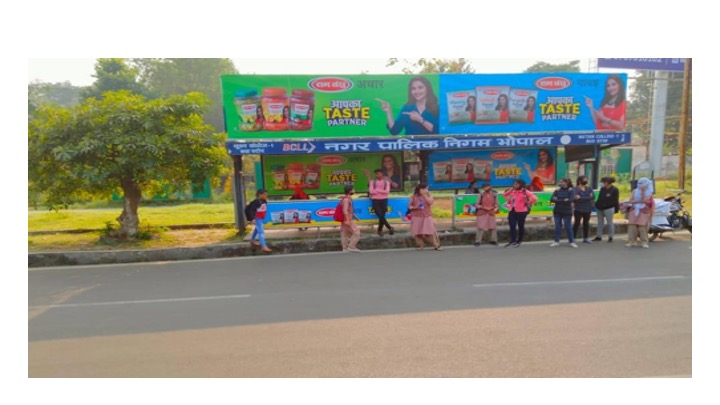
[{"x1": 434, "y1": 246, "x2": 443, "y2": 251}]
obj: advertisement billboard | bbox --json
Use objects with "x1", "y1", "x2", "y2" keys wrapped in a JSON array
[
  {"x1": 221, "y1": 73, "x2": 628, "y2": 140},
  {"x1": 262, "y1": 152, "x2": 403, "y2": 197},
  {"x1": 263, "y1": 197, "x2": 410, "y2": 228},
  {"x1": 428, "y1": 148, "x2": 557, "y2": 189}
]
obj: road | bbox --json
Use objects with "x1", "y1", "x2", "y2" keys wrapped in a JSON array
[{"x1": 29, "y1": 233, "x2": 692, "y2": 377}]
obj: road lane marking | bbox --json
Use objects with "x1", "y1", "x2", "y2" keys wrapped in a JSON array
[
  {"x1": 473, "y1": 276, "x2": 688, "y2": 288},
  {"x1": 28, "y1": 294, "x2": 252, "y2": 309}
]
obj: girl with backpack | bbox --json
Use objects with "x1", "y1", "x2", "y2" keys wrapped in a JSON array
[
  {"x1": 550, "y1": 178, "x2": 577, "y2": 248},
  {"x1": 245, "y1": 189, "x2": 272, "y2": 253},
  {"x1": 409, "y1": 183, "x2": 442, "y2": 251}
]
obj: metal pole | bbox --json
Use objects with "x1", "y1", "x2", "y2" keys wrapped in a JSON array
[
  {"x1": 649, "y1": 70, "x2": 669, "y2": 178},
  {"x1": 678, "y1": 58, "x2": 691, "y2": 190},
  {"x1": 232, "y1": 154, "x2": 247, "y2": 233}
]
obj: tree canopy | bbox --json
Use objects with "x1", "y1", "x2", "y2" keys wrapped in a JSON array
[
  {"x1": 387, "y1": 58, "x2": 475, "y2": 74},
  {"x1": 132, "y1": 58, "x2": 238, "y2": 132},
  {"x1": 80, "y1": 58, "x2": 149, "y2": 100},
  {"x1": 28, "y1": 90, "x2": 228, "y2": 237},
  {"x1": 523, "y1": 60, "x2": 581, "y2": 73}
]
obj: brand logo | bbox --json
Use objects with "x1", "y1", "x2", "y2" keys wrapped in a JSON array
[
  {"x1": 535, "y1": 77, "x2": 571, "y2": 90},
  {"x1": 514, "y1": 90, "x2": 530, "y2": 97},
  {"x1": 308, "y1": 77, "x2": 353, "y2": 93},
  {"x1": 317, "y1": 156, "x2": 346, "y2": 165},
  {"x1": 491, "y1": 151, "x2": 515, "y2": 160},
  {"x1": 483, "y1": 89, "x2": 500, "y2": 95},
  {"x1": 316, "y1": 208, "x2": 335, "y2": 217},
  {"x1": 453, "y1": 92, "x2": 470, "y2": 98}
]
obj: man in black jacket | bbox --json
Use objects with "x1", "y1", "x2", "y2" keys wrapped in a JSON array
[{"x1": 593, "y1": 176, "x2": 620, "y2": 242}]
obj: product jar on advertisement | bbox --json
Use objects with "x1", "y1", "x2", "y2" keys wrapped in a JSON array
[
  {"x1": 271, "y1": 165, "x2": 287, "y2": 190},
  {"x1": 287, "y1": 163, "x2": 305, "y2": 189},
  {"x1": 290, "y1": 89, "x2": 315, "y2": 131},
  {"x1": 304, "y1": 163, "x2": 321, "y2": 189},
  {"x1": 233, "y1": 89, "x2": 263, "y2": 132},
  {"x1": 261, "y1": 88, "x2": 289, "y2": 131}
]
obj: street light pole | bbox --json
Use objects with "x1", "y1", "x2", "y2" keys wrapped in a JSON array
[{"x1": 678, "y1": 58, "x2": 691, "y2": 190}]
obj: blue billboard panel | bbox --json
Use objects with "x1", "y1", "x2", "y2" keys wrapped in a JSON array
[
  {"x1": 438, "y1": 73, "x2": 628, "y2": 134},
  {"x1": 428, "y1": 148, "x2": 557, "y2": 189},
  {"x1": 597, "y1": 58, "x2": 685, "y2": 72},
  {"x1": 263, "y1": 197, "x2": 410, "y2": 228}
]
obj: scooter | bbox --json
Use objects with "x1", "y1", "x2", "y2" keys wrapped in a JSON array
[{"x1": 649, "y1": 191, "x2": 692, "y2": 241}]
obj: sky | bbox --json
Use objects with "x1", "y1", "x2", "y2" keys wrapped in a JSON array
[{"x1": 27, "y1": 58, "x2": 595, "y2": 86}]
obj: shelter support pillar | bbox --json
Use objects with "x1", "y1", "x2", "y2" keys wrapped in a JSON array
[{"x1": 232, "y1": 155, "x2": 247, "y2": 233}]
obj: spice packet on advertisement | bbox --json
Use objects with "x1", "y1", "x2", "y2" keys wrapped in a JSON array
[
  {"x1": 452, "y1": 158, "x2": 475, "y2": 182},
  {"x1": 433, "y1": 161, "x2": 453, "y2": 182}
]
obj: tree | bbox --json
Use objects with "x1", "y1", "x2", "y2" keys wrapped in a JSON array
[
  {"x1": 28, "y1": 90, "x2": 228, "y2": 238},
  {"x1": 28, "y1": 80, "x2": 84, "y2": 112},
  {"x1": 387, "y1": 58, "x2": 475, "y2": 74},
  {"x1": 80, "y1": 58, "x2": 149, "y2": 100},
  {"x1": 523, "y1": 60, "x2": 581, "y2": 73},
  {"x1": 132, "y1": 58, "x2": 238, "y2": 132},
  {"x1": 626, "y1": 70, "x2": 691, "y2": 153}
]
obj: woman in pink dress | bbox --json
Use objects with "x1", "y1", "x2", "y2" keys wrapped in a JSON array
[
  {"x1": 409, "y1": 183, "x2": 442, "y2": 251},
  {"x1": 474, "y1": 183, "x2": 499, "y2": 246}
]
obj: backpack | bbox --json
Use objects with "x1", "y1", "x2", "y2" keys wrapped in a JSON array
[
  {"x1": 333, "y1": 197, "x2": 347, "y2": 222},
  {"x1": 244, "y1": 199, "x2": 258, "y2": 221}
]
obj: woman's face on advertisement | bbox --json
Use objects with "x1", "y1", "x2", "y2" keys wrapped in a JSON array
[
  {"x1": 606, "y1": 78, "x2": 620, "y2": 96},
  {"x1": 499, "y1": 95, "x2": 507, "y2": 106},
  {"x1": 383, "y1": 157, "x2": 394, "y2": 170},
  {"x1": 410, "y1": 80, "x2": 427, "y2": 102},
  {"x1": 527, "y1": 97, "x2": 535, "y2": 107},
  {"x1": 468, "y1": 97, "x2": 476, "y2": 107},
  {"x1": 539, "y1": 151, "x2": 549, "y2": 162}
]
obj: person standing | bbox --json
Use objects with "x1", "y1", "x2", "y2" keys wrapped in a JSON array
[
  {"x1": 464, "y1": 180, "x2": 479, "y2": 194},
  {"x1": 339, "y1": 185, "x2": 361, "y2": 253},
  {"x1": 572, "y1": 175, "x2": 595, "y2": 243},
  {"x1": 474, "y1": 183, "x2": 499, "y2": 246},
  {"x1": 409, "y1": 183, "x2": 442, "y2": 251},
  {"x1": 550, "y1": 178, "x2": 577, "y2": 248},
  {"x1": 369, "y1": 168, "x2": 394, "y2": 237},
  {"x1": 502, "y1": 179, "x2": 538, "y2": 248},
  {"x1": 594, "y1": 176, "x2": 620, "y2": 242},
  {"x1": 626, "y1": 177, "x2": 654, "y2": 249},
  {"x1": 244, "y1": 189, "x2": 272, "y2": 253}
]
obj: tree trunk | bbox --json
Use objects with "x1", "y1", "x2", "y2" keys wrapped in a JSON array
[{"x1": 117, "y1": 179, "x2": 141, "y2": 239}]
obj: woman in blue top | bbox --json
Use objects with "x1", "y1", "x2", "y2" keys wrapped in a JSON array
[{"x1": 377, "y1": 76, "x2": 439, "y2": 135}]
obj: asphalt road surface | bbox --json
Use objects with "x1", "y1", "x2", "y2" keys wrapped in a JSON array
[{"x1": 29, "y1": 233, "x2": 692, "y2": 377}]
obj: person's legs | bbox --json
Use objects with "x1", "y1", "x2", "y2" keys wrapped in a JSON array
[
  {"x1": 348, "y1": 223, "x2": 361, "y2": 250},
  {"x1": 340, "y1": 225, "x2": 349, "y2": 251},
  {"x1": 639, "y1": 223, "x2": 649, "y2": 247},
  {"x1": 563, "y1": 214, "x2": 575, "y2": 244},
  {"x1": 256, "y1": 221, "x2": 270, "y2": 251},
  {"x1": 573, "y1": 212, "x2": 582, "y2": 239},
  {"x1": 595, "y1": 209, "x2": 605, "y2": 240},
  {"x1": 627, "y1": 225, "x2": 637, "y2": 246},
  {"x1": 377, "y1": 199, "x2": 393, "y2": 233},
  {"x1": 489, "y1": 229, "x2": 497, "y2": 243},
  {"x1": 606, "y1": 209, "x2": 616, "y2": 240},
  {"x1": 251, "y1": 225, "x2": 259, "y2": 244},
  {"x1": 372, "y1": 199, "x2": 385, "y2": 234},
  {"x1": 507, "y1": 211, "x2": 518, "y2": 244},
  {"x1": 517, "y1": 212, "x2": 528, "y2": 244},
  {"x1": 582, "y1": 212, "x2": 591, "y2": 240},
  {"x1": 553, "y1": 214, "x2": 562, "y2": 242},
  {"x1": 414, "y1": 235, "x2": 425, "y2": 249},
  {"x1": 475, "y1": 229, "x2": 484, "y2": 244}
]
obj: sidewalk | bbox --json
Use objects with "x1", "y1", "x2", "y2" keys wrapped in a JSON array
[{"x1": 28, "y1": 217, "x2": 632, "y2": 268}]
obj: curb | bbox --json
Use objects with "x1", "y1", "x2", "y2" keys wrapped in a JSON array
[{"x1": 28, "y1": 223, "x2": 629, "y2": 268}]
